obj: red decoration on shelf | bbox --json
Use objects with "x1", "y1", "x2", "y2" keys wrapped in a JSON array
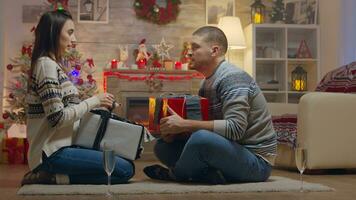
[
  {"x1": 296, "y1": 40, "x2": 312, "y2": 59},
  {"x1": 133, "y1": 0, "x2": 181, "y2": 25},
  {"x1": 137, "y1": 59, "x2": 146, "y2": 69},
  {"x1": 174, "y1": 61, "x2": 182, "y2": 70},
  {"x1": 111, "y1": 59, "x2": 118, "y2": 69}
]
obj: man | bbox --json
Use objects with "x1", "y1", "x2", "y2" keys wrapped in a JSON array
[{"x1": 144, "y1": 26, "x2": 276, "y2": 184}]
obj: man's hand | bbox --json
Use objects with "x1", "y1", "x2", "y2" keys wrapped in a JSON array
[{"x1": 160, "y1": 106, "x2": 188, "y2": 135}]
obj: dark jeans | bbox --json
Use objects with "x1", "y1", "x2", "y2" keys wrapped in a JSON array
[
  {"x1": 36, "y1": 146, "x2": 134, "y2": 184},
  {"x1": 154, "y1": 130, "x2": 272, "y2": 183}
]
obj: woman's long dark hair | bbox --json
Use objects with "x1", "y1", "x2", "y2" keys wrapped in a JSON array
[{"x1": 29, "y1": 10, "x2": 73, "y2": 86}]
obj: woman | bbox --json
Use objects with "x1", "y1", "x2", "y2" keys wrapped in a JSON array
[{"x1": 22, "y1": 10, "x2": 134, "y2": 185}]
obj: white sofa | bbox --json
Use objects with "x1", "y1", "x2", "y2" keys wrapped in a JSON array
[
  {"x1": 298, "y1": 92, "x2": 356, "y2": 169},
  {"x1": 274, "y1": 92, "x2": 356, "y2": 170}
]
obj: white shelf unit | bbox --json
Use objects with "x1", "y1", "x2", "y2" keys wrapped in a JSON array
[{"x1": 244, "y1": 24, "x2": 320, "y2": 104}]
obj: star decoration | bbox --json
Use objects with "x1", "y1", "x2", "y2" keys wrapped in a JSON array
[{"x1": 152, "y1": 38, "x2": 174, "y2": 61}]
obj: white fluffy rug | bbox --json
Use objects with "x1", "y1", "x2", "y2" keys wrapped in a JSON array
[{"x1": 17, "y1": 176, "x2": 333, "y2": 195}]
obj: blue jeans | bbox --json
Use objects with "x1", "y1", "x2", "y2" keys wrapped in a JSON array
[
  {"x1": 154, "y1": 130, "x2": 272, "y2": 183},
  {"x1": 35, "y1": 146, "x2": 135, "y2": 184}
]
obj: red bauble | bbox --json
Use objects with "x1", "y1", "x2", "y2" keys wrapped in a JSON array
[
  {"x1": 7, "y1": 64, "x2": 13, "y2": 71},
  {"x1": 75, "y1": 65, "x2": 81, "y2": 71},
  {"x1": 2, "y1": 113, "x2": 9, "y2": 119},
  {"x1": 89, "y1": 79, "x2": 96, "y2": 84},
  {"x1": 77, "y1": 79, "x2": 84, "y2": 85},
  {"x1": 87, "y1": 75, "x2": 93, "y2": 80}
]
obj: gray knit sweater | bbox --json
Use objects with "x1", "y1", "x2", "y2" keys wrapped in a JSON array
[{"x1": 199, "y1": 61, "x2": 277, "y2": 164}]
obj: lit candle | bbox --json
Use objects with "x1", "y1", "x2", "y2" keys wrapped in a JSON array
[
  {"x1": 137, "y1": 59, "x2": 146, "y2": 69},
  {"x1": 254, "y1": 12, "x2": 262, "y2": 24},
  {"x1": 174, "y1": 61, "x2": 182, "y2": 70},
  {"x1": 111, "y1": 59, "x2": 118, "y2": 69},
  {"x1": 294, "y1": 80, "x2": 305, "y2": 91}
]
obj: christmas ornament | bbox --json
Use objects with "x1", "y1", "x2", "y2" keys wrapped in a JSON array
[
  {"x1": 180, "y1": 42, "x2": 192, "y2": 64},
  {"x1": 6, "y1": 64, "x2": 13, "y2": 71},
  {"x1": 135, "y1": 39, "x2": 151, "y2": 69},
  {"x1": 297, "y1": 40, "x2": 312, "y2": 58},
  {"x1": 118, "y1": 45, "x2": 129, "y2": 68},
  {"x1": 152, "y1": 38, "x2": 174, "y2": 62},
  {"x1": 2, "y1": 113, "x2": 9, "y2": 120},
  {"x1": 133, "y1": 0, "x2": 181, "y2": 25},
  {"x1": 47, "y1": 0, "x2": 69, "y2": 11}
]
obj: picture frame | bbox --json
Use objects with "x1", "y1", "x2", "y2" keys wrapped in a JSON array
[
  {"x1": 285, "y1": 0, "x2": 318, "y2": 24},
  {"x1": 78, "y1": 0, "x2": 109, "y2": 24},
  {"x1": 206, "y1": 0, "x2": 235, "y2": 25}
]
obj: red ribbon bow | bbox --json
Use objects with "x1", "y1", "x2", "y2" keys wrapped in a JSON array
[
  {"x1": 87, "y1": 58, "x2": 95, "y2": 68},
  {"x1": 21, "y1": 45, "x2": 32, "y2": 57}
]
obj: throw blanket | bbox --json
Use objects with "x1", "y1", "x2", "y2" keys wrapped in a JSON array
[
  {"x1": 272, "y1": 114, "x2": 297, "y2": 148},
  {"x1": 316, "y1": 61, "x2": 356, "y2": 93}
]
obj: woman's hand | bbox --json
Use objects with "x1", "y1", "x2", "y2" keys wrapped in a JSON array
[{"x1": 96, "y1": 93, "x2": 115, "y2": 109}]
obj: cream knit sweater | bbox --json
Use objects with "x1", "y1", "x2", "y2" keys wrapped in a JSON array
[{"x1": 26, "y1": 57, "x2": 100, "y2": 170}]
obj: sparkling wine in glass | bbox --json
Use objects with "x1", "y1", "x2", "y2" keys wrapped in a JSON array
[
  {"x1": 295, "y1": 145, "x2": 307, "y2": 192},
  {"x1": 103, "y1": 143, "x2": 116, "y2": 199}
]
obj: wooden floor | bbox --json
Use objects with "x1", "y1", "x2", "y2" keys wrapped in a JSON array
[{"x1": 1, "y1": 161, "x2": 356, "y2": 200}]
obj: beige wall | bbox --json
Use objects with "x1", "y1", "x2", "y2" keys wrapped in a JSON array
[
  {"x1": 319, "y1": 0, "x2": 342, "y2": 77},
  {"x1": 340, "y1": 0, "x2": 356, "y2": 65}
]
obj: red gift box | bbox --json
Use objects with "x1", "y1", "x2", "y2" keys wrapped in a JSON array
[
  {"x1": 148, "y1": 96, "x2": 209, "y2": 135},
  {"x1": 1, "y1": 137, "x2": 29, "y2": 164}
]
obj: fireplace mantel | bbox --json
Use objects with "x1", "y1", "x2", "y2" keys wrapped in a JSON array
[{"x1": 103, "y1": 69, "x2": 204, "y2": 119}]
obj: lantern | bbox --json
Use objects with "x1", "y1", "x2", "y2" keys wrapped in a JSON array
[
  {"x1": 291, "y1": 65, "x2": 307, "y2": 91},
  {"x1": 251, "y1": 0, "x2": 266, "y2": 24}
]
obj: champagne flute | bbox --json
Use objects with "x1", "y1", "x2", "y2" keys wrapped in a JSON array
[
  {"x1": 295, "y1": 143, "x2": 307, "y2": 192},
  {"x1": 103, "y1": 143, "x2": 116, "y2": 199}
]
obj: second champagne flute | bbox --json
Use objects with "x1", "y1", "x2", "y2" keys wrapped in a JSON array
[{"x1": 295, "y1": 143, "x2": 307, "y2": 192}]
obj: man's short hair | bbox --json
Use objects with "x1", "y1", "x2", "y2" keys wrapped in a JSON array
[{"x1": 193, "y1": 26, "x2": 228, "y2": 54}]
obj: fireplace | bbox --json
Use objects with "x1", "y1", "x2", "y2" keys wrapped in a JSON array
[
  {"x1": 126, "y1": 97, "x2": 149, "y2": 127},
  {"x1": 104, "y1": 69, "x2": 204, "y2": 128}
]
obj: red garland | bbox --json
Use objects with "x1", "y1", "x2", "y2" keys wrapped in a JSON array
[
  {"x1": 103, "y1": 71, "x2": 203, "y2": 92},
  {"x1": 134, "y1": 0, "x2": 181, "y2": 25}
]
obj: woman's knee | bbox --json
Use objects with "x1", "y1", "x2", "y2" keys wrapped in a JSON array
[{"x1": 113, "y1": 159, "x2": 135, "y2": 183}]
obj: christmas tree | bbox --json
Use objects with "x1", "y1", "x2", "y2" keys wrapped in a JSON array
[
  {"x1": 2, "y1": 40, "x2": 98, "y2": 129},
  {"x1": 270, "y1": 0, "x2": 286, "y2": 23},
  {"x1": 2, "y1": 45, "x2": 32, "y2": 129}
]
